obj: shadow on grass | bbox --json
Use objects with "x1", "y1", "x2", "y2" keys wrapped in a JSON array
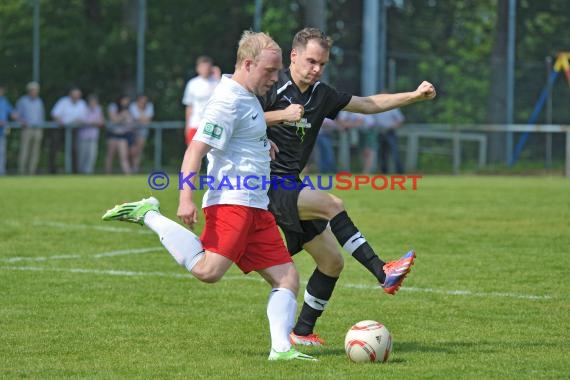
[
  {"x1": 396, "y1": 341, "x2": 497, "y2": 354},
  {"x1": 241, "y1": 341, "x2": 513, "y2": 362}
]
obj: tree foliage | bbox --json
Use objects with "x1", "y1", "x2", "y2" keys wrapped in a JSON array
[{"x1": 1, "y1": 0, "x2": 569, "y2": 125}]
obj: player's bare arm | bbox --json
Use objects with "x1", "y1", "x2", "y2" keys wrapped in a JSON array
[
  {"x1": 344, "y1": 81, "x2": 436, "y2": 114},
  {"x1": 178, "y1": 139, "x2": 211, "y2": 228},
  {"x1": 264, "y1": 104, "x2": 304, "y2": 125}
]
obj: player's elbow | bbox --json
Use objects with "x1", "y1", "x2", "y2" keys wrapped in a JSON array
[{"x1": 345, "y1": 96, "x2": 376, "y2": 115}]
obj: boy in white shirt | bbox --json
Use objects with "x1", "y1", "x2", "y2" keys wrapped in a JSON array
[{"x1": 182, "y1": 56, "x2": 220, "y2": 145}]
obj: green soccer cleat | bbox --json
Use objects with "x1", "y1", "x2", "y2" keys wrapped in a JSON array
[
  {"x1": 268, "y1": 348, "x2": 317, "y2": 361},
  {"x1": 101, "y1": 197, "x2": 160, "y2": 226}
]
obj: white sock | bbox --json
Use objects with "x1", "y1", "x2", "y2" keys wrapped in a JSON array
[
  {"x1": 144, "y1": 210, "x2": 204, "y2": 271},
  {"x1": 267, "y1": 288, "x2": 297, "y2": 352}
]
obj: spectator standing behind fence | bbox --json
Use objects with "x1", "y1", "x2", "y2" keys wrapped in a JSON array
[
  {"x1": 16, "y1": 82, "x2": 45, "y2": 175},
  {"x1": 374, "y1": 106, "x2": 405, "y2": 174},
  {"x1": 76, "y1": 94, "x2": 104, "y2": 174},
  {"x1": 0, "y1": 85, "x2": 17, "y2": 176},
  {"x1": 105, "y1": 95, "x2": 134, "y2": 174},
  {"x1": 50, "y1": 87, "x2": 89, "y2": 173},
  {"x1": 128, "y1": 94, "x2": 154, "y2": 173},
  {"x1": 335, "y1": 111, "x2": 377, "y2": 173},
  {"x1": 182, "y1": 56, "x2": 220, "y2": 145},
  {"x1": 358, "y1": 114, "x2": 379, "y2": 174},
  {"x1": 315, "y1": 118, "x2": 340, "y2": 173}
]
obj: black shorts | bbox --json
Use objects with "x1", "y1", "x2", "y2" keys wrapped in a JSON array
[
  {"x1": 267, "y1": 176, "x2": 328, "y2": 255},
  {"x1": 106, "y1": 130, "x2": 135, "y2": 145}
]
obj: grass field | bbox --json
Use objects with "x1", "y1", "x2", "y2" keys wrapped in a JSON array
[{"x1": 1, "y1": 175, "x2": 568, "y2": 379}]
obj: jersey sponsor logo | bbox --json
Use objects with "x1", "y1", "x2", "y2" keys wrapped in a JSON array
[
  {"x1": 283, "y1": 118, "x2": 311, "y2": 129},
  {"x1": 252, "y1": 113, "x2": 259, "y2": 120},
  {"x1": 203, "y1": 122, "x2": 223, "y2": 139},
  {"x1": 258, "y1": 135, "x2": 268, "y2": 147}
]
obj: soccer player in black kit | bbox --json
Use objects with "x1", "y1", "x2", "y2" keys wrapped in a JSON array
[{"x1": 258, "y1": 27, "x2": 437, "y2": 346}]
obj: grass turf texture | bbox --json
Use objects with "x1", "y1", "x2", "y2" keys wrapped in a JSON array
[{"x1": 1, "y1": 175, "x2": 568, "y2": 379}]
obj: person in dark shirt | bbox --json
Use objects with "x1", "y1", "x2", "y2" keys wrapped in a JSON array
[{"x1": 259, "y1": 27, "x2": 436, "y2": 346}]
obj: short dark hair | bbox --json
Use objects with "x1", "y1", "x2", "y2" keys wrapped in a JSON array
[
  {"x1": 195, "y1": 55, "x2": 213, "y2": 66},
  {"x1": 292, "y1": 27, "x2": 332, "y2": 51}
]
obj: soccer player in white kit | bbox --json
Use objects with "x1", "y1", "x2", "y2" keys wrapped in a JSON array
[
  {"x1": 102, "y1": 31, "x2": 315, "y2": 361},
  {"x1": 182, "y1": 56, "x2": 220, "y2": 145}
]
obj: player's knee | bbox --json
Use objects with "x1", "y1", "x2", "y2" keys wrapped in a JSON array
[
  {"x1": 326, "y1": 194, "x2": 345, "y2": 217},
  {"x1": 193, "y1": 267, "x2": 224, "y2": 283},
  {"x1": 276, "y1": 268, "x2": 299, "y2": 295},
  {"x1": 330, "y1": 253, "x2": 344, "y2": 275},
  {"x1": 317, "y1": 252, "x2": 344, "y2": 277}
]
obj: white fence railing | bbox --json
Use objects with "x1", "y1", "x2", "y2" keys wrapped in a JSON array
[{"x1": 5, "y1": 122, "x2": 570, "y2": 177}]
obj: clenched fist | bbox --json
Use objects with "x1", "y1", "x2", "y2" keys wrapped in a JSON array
[
  {"x1": 281, "y1": 104, "x2": 305, "y2": 123},
  {"x1": 415, "y1": 81, "x2": 436, "y2": 100}
]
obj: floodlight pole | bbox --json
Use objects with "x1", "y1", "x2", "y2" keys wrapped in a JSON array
[
  {"x1": 32, "y1": 0, "x2": 40, "y2": 83},
  {"x1": 254, "y1": 0, "x2": 262, "y2": 32},
  {"x1": 362, "y1": 0, "x2": 379, "y2": 96},
  {"x1": 505, "y1": 0, "x2": 516, "y2": 164},
  {"x1": 136, "y1": 0, "x2": 146, "y2": 94},
  {"x1": 545, "y1": 56, "x2": 553, "y2": 168},
  {"x1": 378, "y1": 0, "x2": 387, "y2": 92},
  {"x1": 361, "y1": 0, "x2": 387, "y2": 94}
]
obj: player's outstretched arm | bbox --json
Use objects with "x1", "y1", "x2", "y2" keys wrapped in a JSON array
[{"x1": 344, "y1": 81, "x2": 436, "y2": 114}]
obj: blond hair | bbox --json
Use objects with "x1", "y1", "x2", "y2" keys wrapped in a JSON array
[{"x1": 236, "y1": 31, "x2": 281, "y2": 67}]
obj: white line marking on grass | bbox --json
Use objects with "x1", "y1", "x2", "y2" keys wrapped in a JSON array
[
  {"x1": 0, "y1": 265, "x2": 552, "y2": 300},
  {"x1": 343, "y1": 284, "x2": 552, "y2": 300},
  {"x1": 1, "y1": 254, "x2": 82, "y2": 263},
  {"x1": 0, "y1": 266, "x2": 260, "y2": 282},
  {"x1": 93, "y1": 247, "x2": 163, "y2": 258},
  {"x1": 33, "y1": 221, "x2": 152, "y2": 234},
  {"x1": 1, "y1": 247, "x2": 162, "y2": 263}
]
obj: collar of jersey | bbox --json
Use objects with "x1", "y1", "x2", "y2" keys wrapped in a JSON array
[
  {"x1": 278, "y1": 69, "x2": 320, "y2": 106},
  {"x1": 221, "y1": 75, "x2": 255, "y2": 97}
]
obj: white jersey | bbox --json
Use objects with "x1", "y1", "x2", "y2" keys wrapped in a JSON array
[
  {"x1": 182, "y1": 75, "x2": 219, "y2": 127},
  {"x1": 194, "y1": 75, "x2": 270, "y2": 210},
  {"x1": 51, "y1": 96, "x2": 88, "y2": 125}
]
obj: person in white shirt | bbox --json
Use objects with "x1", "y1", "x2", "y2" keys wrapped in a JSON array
[
  {"x1": 50, "y1": 87, "x2": 88, "y2": 173},
  {"x1": 128, "y1": 94, "x2": 154, "y2": 173},
  {"x1": 181, "y1": 56, "x2": 220, "y2": 145},
  {"x1": 102, "y1": 31, "x2": 315, "y2": 361}
]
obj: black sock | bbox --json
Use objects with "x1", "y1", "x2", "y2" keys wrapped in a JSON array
[
  {"x1": 293, "y1": 268, "x2": 338, "y2": 336},
  {"x1": 329, "y1": 211, "x2": 386, "y2": 284}
]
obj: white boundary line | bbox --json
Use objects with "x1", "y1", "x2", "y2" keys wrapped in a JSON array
[
  {"x1": 29, "y1": 221, "x2": 152, "y2": 234},
  {"x1": 1, "y1": 247, "x2": 163, "y2": 263},
  {"x1": 344, "y1": 283, "x2": 551, "y2": 300},
  {"x1": 0, "y1": 265, "x2": 552, "y2": 301}
]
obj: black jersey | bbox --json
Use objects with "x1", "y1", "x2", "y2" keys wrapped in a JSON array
[{"x1": 258, "y1": 69, "x2": 352, "y2": 178}]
